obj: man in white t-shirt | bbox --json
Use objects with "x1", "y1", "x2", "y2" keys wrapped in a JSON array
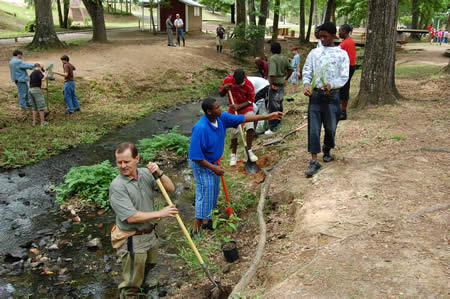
[
  {"x1": 174, "y1": 14, "x2": 185, "y2": 47},
  {"x1": 247, "y1": 76, "x2": 269, "y2": 111}
]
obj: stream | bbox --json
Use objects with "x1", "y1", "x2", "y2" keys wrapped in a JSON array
[{"x1": 0, "y1": 97, "x2": 225, "y2": 298}]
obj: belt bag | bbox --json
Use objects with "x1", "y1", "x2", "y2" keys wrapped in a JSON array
[{"x1": 111, "y1": 224, "x2": 136, "y2": 249}]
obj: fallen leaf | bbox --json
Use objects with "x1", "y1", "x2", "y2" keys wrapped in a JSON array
[
  {"x1": 72, "y1": 216, "x2": 81, "y2": 223},
  {"x1": 97, "y1": 209, "x2": 105, "y2": 215},
  {"x1": 30, "y1": 248, "x2": 40, "y2": 254}
]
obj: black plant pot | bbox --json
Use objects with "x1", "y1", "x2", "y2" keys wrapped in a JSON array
[{"x1": 221, "y1": 241, "x2": 239, "y2": 263}]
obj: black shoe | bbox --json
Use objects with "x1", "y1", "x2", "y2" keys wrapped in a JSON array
[
  {"x1": 65, "y1": 111, "x2": 73, "y2": 115},
  {"x1": 305, "y1": 160, "x2": 321, "y2": 177},
  {"x1": 74, "y1": 108, "x2": 80, "y2": 112},
  {"x1": 201, "y1": 220, "x2": 214, "y2": 231},
  {"x1": 323, "y1": 146, "x2": 334, "y2": 162},
  {"x1": 339, "y1": 111, "x2": 347, "y2": 120}
]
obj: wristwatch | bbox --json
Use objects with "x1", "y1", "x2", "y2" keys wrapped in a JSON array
[{"x1": 157, "y1": 171, "x2": 164, "y2": 179}]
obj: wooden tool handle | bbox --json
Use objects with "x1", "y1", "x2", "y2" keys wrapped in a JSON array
[{"x1": 228, "y1": 90, "x2": 247, "y2": 145}]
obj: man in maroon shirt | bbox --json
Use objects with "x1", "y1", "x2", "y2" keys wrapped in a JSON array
[
  {"x1": 219, "y1": 69, "x2": 258, "y2": 166},
  {"x1": 338, "y1": 24, "x2": 356, "y2": 120},
  {"x1": 254, "y1": 57, "x2": 268, "y2": 79}
]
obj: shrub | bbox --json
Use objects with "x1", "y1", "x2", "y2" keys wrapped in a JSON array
[
  {"x1": 55, "y1": 160, "x2": 119, "y2": 209},
  {"x1": 229, "y1": 23, "x2": 265, "y2": 58},
  {"x1": 24, "y1": 20, "x2": 35, "y2": 32},
  {"x1": 138, "y1": 127, "x2": 189, "y2": 162}
]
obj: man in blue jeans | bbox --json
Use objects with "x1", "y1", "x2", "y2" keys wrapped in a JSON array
[
  {"x1": 302, "y1": 22, "x2": 349, "y2": 177},
  {"x1": 55, "y1": 55, "x2": 80, "y2": 114},
  {"x1": 9, "y1": 49, "x2": 34, "y2": 110},
  {"x1": 174, "y1": 14, "x2": 185, "y2": 47}
]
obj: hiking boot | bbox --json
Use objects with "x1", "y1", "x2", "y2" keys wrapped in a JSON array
[
  {"x1": 217, "y1": 46, "x2": 220, "y2": 53},
  {"x1": 305, "y1": 160, "x2": 321, "y2": 177},
  {"x1": 247, "y1": 149, "x2": 258, "y2": 162},
  {"x1": 339, "y1": 111, "x2": 347, "y2": 120},
  {"x1": 323, "y1": 146, "x2": 334, "y2": 163},
  {"x1": 202, "y1": 220, "x2": 214, "y2": 231},
  {"x1": 230, "y1": 153, "x2": 238, "y2": 166},
  {"x1": 74, "y1": 108, "x2": 81, "y2": 112}
]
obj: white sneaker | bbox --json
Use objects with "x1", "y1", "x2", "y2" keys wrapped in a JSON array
[
  {"x1": 247, "y1": 149, "x2": 258, "y2": 162},
  {"x1": 230, "y1": 154, "x2": 238, "y2": 166},
  {"x1": 264, "y1": 129, "x2": 274, "y2": 135}
]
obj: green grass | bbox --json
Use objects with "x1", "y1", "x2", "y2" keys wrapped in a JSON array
[
  {"x1": 395, "y1": 65, "x2": 441, "y2": 80},
  {"x1": 391, "y1": 135, "x2": 407, "y2": 141}
]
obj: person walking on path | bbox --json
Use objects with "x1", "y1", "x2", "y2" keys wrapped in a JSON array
[
  {"x1": 430, "y1": 28, "x2": 435, "y2": 44},
  {"x1": 254, "y1": 57, "x2": 268, "y2": 79},
  {"x1": 436, "y1": 29, "x2": 443, "y2": 46},
  {"x1": 188, "y1": 98, "x2": 283, "y2": 236},
  {"x1": 29, "y1": 63, "x2": 48, "y2": 126},
  {"x1": 265, "y1": 42, "x2": 293, "y2": 135},
  {"x1": 219, "y1": 69, "x2": 258, "y2": 165},
  {"x1": 216, "y1": 23, "x2": 226, "y2": 53},
  {"x1": 338, "y1": 24, "x2": 356, "y2": 121},
  {"x1": 109, "y1": 142, "x2": 178, "y2": 298},
  {"x1": 287, "y1": 46, "x2": 301, "y2": 95},
  {"x1": 54, "y1": 55, "x2": 80, "y2": 115},
  {"x1": 166, "y1": 14, "x2": 176, "y2": 47},
  {"x1": 443, "y1": 30, "x2": 449, "y2": 44},
  {"x1": 9, "y1": 49, "x2": 34, "y2": 110},
  {"x1": 302, "y1": 22, "x2": 349, "y2": 177},
  {"x1": 174, "y1": 14, "x2": 185, "y2": 47}
]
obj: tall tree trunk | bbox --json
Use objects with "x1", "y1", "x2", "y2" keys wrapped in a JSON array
[
  {"x1": 313, "y1": 0, "x2": 318, "y2": 26},
  {"x1": 331, "y1": 1, "x2": 336, "y2": 23},
  {"x1": 324, "y1": 0, "x2": 335, "y2": 23},
  {"x1": 271, "y1": 0, "x2": 280, "y2": 42},
  {"x1": 255, "y1": 0, "x2": 268, "y2": 56},
  {"x1": 150, "y1": 4, "x2": 156, "y2": 35},
  {"x1": 236, "y1": 0, "x2": 246, "y2": 28},
  {"x1": 63, "y1": 0, "x2": 69, "y2": 28},
  {"x1": 299, "y1": 0, "x2": 306, "y2": 42},
  {"x1": 447, "y1": 13, "x2": 450, "y2": 31},
  {"x1": 306, "y1": 0, "x2": 314, "y2": 42},
  {"x1": 28, "y1": 0, "x2": 65, "y2": 48},
  {"x1": 56, "y1": 0, "x2": 63, "y2": 28},
  {"x1": 410, "y1": 0, "x2": 420, "y2": 39},
  {"x1": 231, "y1": 4, "x2": 235, "y2": 24},
  {"x1": 82, "y1": 0, "x2": 108, "y2": 42},
  {"x1": 248, "y1": 0, "x2": 256, "y2": 25},
  {"x1": 354, "y1": 0, "x2": 400, "y2": 109},
  {"x1": 125, "y1": 0, "x2": 128, "y2": 14}
]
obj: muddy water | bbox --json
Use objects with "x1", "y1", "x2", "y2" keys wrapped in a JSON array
[{"x1": 0, "y1": 97, "x2": 226, "y2": 298}]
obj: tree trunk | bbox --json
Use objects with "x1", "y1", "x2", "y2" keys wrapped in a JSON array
[
  {"x1": 125, "y1": 0, "x2": 128, "y2": 14},
  {"x1": 354, "y1": 0, "x2": 400, "y2": 109},
  {"x1": 306, "y1": 0, "x2": 314, "y2": 42},
  {"x1": 28, "y1": 0, "x2": 65, "y2": 48},
  {"x1": 56, "y1": 0, "x2": 64, "y2": 28},
  {"x1": 255, "y1": 0, "x2": 268, "y2": 57},
  {"x1": 447, "y1": 13, "x2": 450, "y2": 31},
  {"x1": 331, "y1": 1, "x2": 336, "y2": 24},
  {"x1": 150, "y1": 5, "x2": 156, "y2": 35},
  {"x1": 248, "y1": 0, "x2": 256, "y2": 25},
  {"x1": 231, "y1": 4, "x2": 235, "y2": 24},
  {"x1": 82, "y1": 0, "x2": 108, "y2": 42},
  {"x1": 299, "y1": 0, "x2": 306, "y2": 42},
  {"x1": 271, "y1": 0, "x2": 280, "y2": 42},
  {"x1": 410, "y1": 0, "x2": 420, "y2": 39},
  {"x1": 236, "y1": 0, "x2": 246, "y2": 28},
  {"x1": 313, "y1": 0, "x2": 318, "y2": 26},
  {"x1": 63, "y1": 0, "x2": 69, "y2": 28},
  {"x1": 324, "y1": 0, "x2": 334, "y2": 23}
]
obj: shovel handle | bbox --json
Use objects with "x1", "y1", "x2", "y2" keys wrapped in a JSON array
[
  {"x1": 228, "y1": 90, "x2": 247, "y2": 146},
  {"x1": 152, "y1": 173, "x2": 205, "y2": 265}
]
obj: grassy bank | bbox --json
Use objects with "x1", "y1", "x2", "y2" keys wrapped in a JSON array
[{"x1": 0, "y1": 64, "x2": 227, "y2": 168}]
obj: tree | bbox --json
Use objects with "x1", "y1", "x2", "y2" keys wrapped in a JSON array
[
  {"x1": 28, "y1": 0, "x2": 65, "y2": 48},
  {"x1": 248, "y1": 0, "x2": 256, "y2": 25},
  {"x1": 82, "y1": 0, "x2": 107, "y2": 42},
  {"x1": 272, "y1": 0, "x2": 281, "y2": 41},
  {"x1": 410, "y1": 0, "x2": 420, "y2": 39},
  {"x1": 236, "y1": 0, "x2": 246, "y2": 27},
  {"x1": 299, "y1": 0, "x2": 306, "y2": 42},
  {"x1": 256, "y1": 0, "x2": 269, "y2": 56},
  {"x1": 63, "y1": 0, "x2": 70, "y2": 28},
  {"x1": 353, "y1": 0, "x2": 400, "y2": 109},
  {"x1": 306, "y1": 0, "x2": 315, "y2": 42},
  {"x1": 324, "y1": 0, "x2": 335, "y2": 23}
]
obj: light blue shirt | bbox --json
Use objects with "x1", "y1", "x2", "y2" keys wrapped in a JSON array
[
  {"x1": 302, "y1": 46, "x2": 349, "y2": 90},
  {"x1": 291, "y1": 53, "x2": 300, "y2": 70},
  {"x1": 9, "y1": 56, "x2": 34, "y2": 82}
]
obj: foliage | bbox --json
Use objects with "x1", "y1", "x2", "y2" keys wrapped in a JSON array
[
  {"x1": 336, "y1": 0, "x2": 368, "y2": 27},
  {"x1": 229, "y1": 23, "x2": 265, "y2": 58},
  {"x1": 211, "y1": 209, "x2": 242, "y2": 243},
  {"x1": 137, "y1": 127, "x2": 189, "y2": 162},
  {"x1": 55, "y1": 160, "x2": 119, "y2": 209},
  {"x1": 24, "y1": 20, "x2": 36, "y2": 32},
  {"x1": 200, "y1": 0, "x2": 234, "y2": 13}
]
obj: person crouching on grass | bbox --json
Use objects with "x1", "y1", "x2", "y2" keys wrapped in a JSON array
[
  {"x1": 188, "y1": 98, "x2": 283, "y2": 237},
  {"x1": 302, "y1": 22, "x2": 349, "y2": 177},
  {"x1": 29, "y1": 63, "x2": 48, "y2": 126}
]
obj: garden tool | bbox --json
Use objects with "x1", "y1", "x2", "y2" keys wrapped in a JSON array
[
  {"x1": 227, "y1": 90, "x2": 259, "y2": 174},
  {"x1": 264, "y1": 117, "x2": 308, "y2": 146},
  {"x1": 216, "y1": 158, "x2": 235, "y2": 217},
  {"x1": 152, "y1": 172, "x2": 224, "y2": 296}
]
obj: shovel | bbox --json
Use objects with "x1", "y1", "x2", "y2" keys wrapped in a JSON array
[
  {"x1": 152, "y1": 172, "x2": 224, "y2": 296},
  {"x1": 264, "y1": 122, "x2": 308, "y2": 146},
  {"x1": 228, "y1": 90, "x2": 259, "y2": 174}
]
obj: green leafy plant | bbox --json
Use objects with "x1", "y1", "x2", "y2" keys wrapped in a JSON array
[
  {"x1": 229, "y1": 23, "x2": 265, "y2": 58},
  {"x1": 55, "y1": 160, "x2": 119, "y2": 209},
  {"x1": 137, "y1": 127, "x2": 189, "y2": 162},
  {"x1": 210, "y1": 208, "x2": 242, "y2": 243}
]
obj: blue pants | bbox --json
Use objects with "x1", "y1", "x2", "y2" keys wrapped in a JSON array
[
  {"x1": 177, "y1": 28, "x2": 185, "y2": 45},
  {"x1": 307, "y1": 91, "x2": 340, "y2": 154},
  {"x1": 16, "y1": 82, "x2": 30, "y2": 109},
  {"x1": 190, "y1": 160, "x2": 220, "y2": 220},
  {"x1": 64, "y1": 81, "x2": 80, "y2": 113}
]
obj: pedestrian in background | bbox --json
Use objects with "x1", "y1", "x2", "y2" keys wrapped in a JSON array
[
  {"x1": 216, "y1": 23, "x2": 226, "y2": 53},
  {"x1": 166, "y1": 14, "x2": 176, "y2": 47},
  {"x1": 174, "y1": 14, "x2": 185, "y2": 47}
]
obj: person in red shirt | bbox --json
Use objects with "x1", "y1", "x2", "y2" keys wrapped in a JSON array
[
  {"x1": 254, "y1": 57, "x2": 268, "y2": 79},
  {"x1": 338, "y1": 24, "x2": 356, "y2": 120},
  {"x1": 219, "y1": 69, "x2": 258, "y2": 166}
]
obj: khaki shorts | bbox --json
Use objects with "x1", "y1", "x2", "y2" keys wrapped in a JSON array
[
  {"x1": 216, "y1": 36, "x2": 224, "y2": 46},
  {"x1": 229, "y1": 111, "x2": 255, "y2": 139},
  {"x1": 29, "y1": 87, "x2": 46, "y2": 111}
]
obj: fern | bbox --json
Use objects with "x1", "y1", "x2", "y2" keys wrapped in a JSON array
[{"x1": 138, "y1": 127, "x2": 189, "y2": 162}]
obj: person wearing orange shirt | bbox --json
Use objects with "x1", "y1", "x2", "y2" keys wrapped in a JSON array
[{"x1": 338, "y1": 24, "x2": 356, "y2": 121}]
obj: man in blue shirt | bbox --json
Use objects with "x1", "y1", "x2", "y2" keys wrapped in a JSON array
[
  {"x1": 188, "y1": 98, "x2": 283, "y2": 235},
  {"x1": 9, "y1": 49, "x2": 34, "y2": 110}
]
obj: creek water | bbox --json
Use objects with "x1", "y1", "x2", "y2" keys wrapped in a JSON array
[{"x1": 0, "y1": 97, "x2": 225, "y2": 298}]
